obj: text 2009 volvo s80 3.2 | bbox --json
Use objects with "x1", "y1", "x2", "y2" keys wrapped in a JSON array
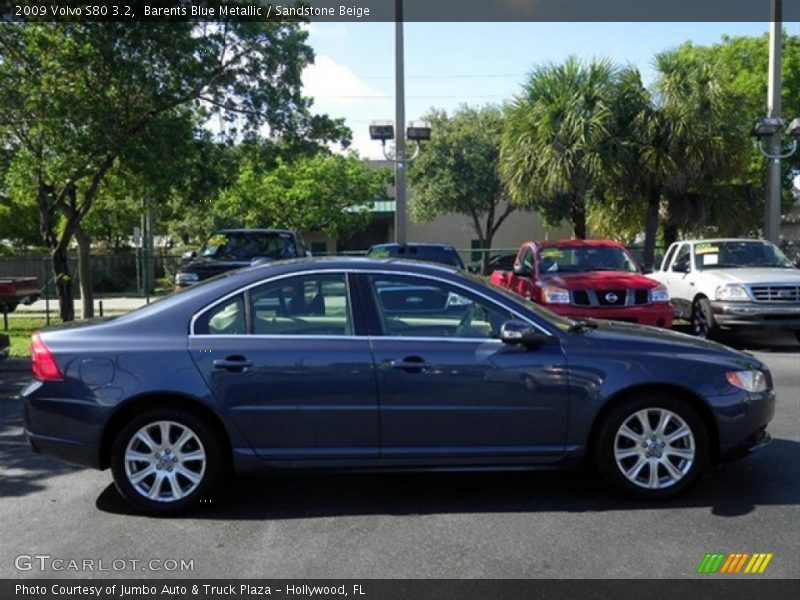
[{"x1": 23, "y1": 258, "x2": 775, "y2": 514}]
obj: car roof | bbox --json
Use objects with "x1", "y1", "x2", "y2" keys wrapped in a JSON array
[
  {"x1": 213, "y1": 228, "x2": 294, "y2": 235},
  {"x1": 369, "y1": 243, "x2": 458, "y2": 250},
  {"x1": 682, "y1": 238, "x2": 770, "y2": 245},
  {"x1": 533, "y1": 239, "x2": 625, "y2": 249}
]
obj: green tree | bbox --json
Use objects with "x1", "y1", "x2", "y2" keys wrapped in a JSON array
[
  {"x1": 408, "y1": 106, "x2": 514, "y2": 274},
  {"x1": 0, "y1": 21, "x2": 340, "y2": 320},
  {"x1": 501, "y1": 57, "x2": 626, "y2": 238},
  {"x1": 216, "y1": 153, "x2": 390, "y2": 238}
]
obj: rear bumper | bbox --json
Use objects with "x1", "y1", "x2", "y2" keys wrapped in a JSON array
[
  {"x1": 26, "y1": 430, "x2": 102, "y2": 469},
  {"x1": 22, "y1": 382, "x2": 108, "y2": 469},
  {"x1": 549, "y1": 303, "x2": 674, "y2": 328},
  {"x1": 711, "y1": 301, "x2": 800, "y2": 329}
]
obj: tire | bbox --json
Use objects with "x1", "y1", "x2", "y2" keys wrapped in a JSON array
[
  {"x1": 594, "y1": 393, "x2": 709, "y2": 500},
  {"x1": 0, "y1": 301, "x2": 18, "y2": 314},
  {"x1": 691, "y1": 298, "x2": 716, "y2": 339},
  {"x1": 110, "y1": 408, "x2": 223, "y2": 515}
]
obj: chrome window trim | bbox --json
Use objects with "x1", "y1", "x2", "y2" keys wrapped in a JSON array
[{"x1": 190, "y1": 268, "x2": 552, "y2": 337}]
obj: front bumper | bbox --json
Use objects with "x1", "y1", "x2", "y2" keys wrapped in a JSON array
[
  {"x1": 715, "y1": 387, "x2": 776, "y2": 461},
  {"x1": 549, "y1": 303, "x2": 674, "y2": 328},
  {"x1": 711, "y1": 301, "x2": 800, "y2": 329}
]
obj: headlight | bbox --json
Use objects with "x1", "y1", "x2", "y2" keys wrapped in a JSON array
[
  {"x1": 175, "y1": 272, "x2": 200, "y2": 285},
  {"x1": 716, "y1": 284, "x2": 750, "y2": 301},
  {"x1": 651, "y1": 284, "x2": 670, "y2": 303},
  {"x1": 542, "y1": 286, "x2": 570, "y2": 304},
  {"x1": 726, "y1": 370, "x2": 768, "y2": 392}
]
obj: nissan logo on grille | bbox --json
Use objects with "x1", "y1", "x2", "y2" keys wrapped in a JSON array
[{"x1": 605, "y1": 292, "x2": 619, "y2": 303}]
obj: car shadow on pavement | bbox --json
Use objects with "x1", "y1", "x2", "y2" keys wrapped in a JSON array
[
  {"x1": 0, "y1": 374, "x2": 85, "y2": 498},
  {"x1": 95, "y1": 437, "x2": 800, "y2": 519}
]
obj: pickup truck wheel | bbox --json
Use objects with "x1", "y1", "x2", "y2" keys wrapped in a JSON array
[
  {"x1": 691, "y1": 298, "x2": 716, "y2": 339},
  {"x1": 0, "y1": 301, "x2": 18, "y2": 314},
  {"x1": 595, "y1": 394, "x2": 708, "y2": 499}
]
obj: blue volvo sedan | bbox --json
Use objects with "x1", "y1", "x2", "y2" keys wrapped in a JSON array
[{"x1": 23, "y1": 259, "x2": 775, "y2": 514}]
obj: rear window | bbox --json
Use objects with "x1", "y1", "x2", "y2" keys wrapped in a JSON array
[
  {"x1": 368, "y1": 246, "x2": 464, "y2": 268},
  {"x1": 200, "y1": 231, "x2": 298, "y2": 261}
]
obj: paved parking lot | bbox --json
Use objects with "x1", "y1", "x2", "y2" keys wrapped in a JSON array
[{"x1": 1, "y1": 332, "x2": 798, "y2": 579}]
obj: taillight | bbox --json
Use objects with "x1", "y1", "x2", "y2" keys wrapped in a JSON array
[{"x1": 31, "y1": 331, "x2": 64, "y2": 381}]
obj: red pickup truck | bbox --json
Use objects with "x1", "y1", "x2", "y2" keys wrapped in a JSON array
[
  {"x1": 490, "y1": 240, "x2": 673, "y2": 328},
  {"x1": 0, "y1": 276, "x2": 40, "y2": 313}
]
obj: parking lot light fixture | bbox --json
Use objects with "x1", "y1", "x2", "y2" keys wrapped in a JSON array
[
  {"x1": 407, "y1": 120, "x2": 432, "y2": 141},
  {"x1": 369, "y1": 120, "x2": 395, "y2": 142},
  {"x1": 750, "y1": 117, "x2": 784, "y2": 137},
  {"x1": 786, "y1": 118, "x2": 800, "y2": 138}
]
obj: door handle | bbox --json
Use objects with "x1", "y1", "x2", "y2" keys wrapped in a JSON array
[
  {"x1": 212, "y1": 355, "x2": 254, "y2": 371},
  {"x1": 390, "y1": 356, "x2": 431, "y2": 372}
]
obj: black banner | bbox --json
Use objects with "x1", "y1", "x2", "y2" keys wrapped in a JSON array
[
  {"x1": 3, "y1": 580, "x2": 800, "y2": 600},
  {"x1": 2, "y1": 0, "x2": 800, "y2": 23}
]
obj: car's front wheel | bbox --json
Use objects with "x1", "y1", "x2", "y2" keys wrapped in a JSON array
[
  {"x1": 110, "y1": 408, "x2": 223, "y2": 514},
  {"x1": 595, "y1": 394, "x2": 708, "y2": 499}
]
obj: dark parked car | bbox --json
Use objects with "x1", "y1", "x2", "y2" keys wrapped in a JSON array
[
  {"x1": 175, "y1": 228, "x2": 309, "y2": 289},
  {"x1": 24, "y1": 259, "x2": 774, "y2": 514},
  {"x1": 367, "y1": 243, "x2": 465, "y2": 269}
]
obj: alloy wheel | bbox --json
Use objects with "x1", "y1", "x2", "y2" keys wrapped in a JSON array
[
  {"x1": 124, "y1": 420, "x2": 207, "y2": 503},
  {"x1": 613, "y1": 408, "x2": 695, "y2": 490}
]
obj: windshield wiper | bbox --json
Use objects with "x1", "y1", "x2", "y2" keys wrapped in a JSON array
[{"x1": 568, "y1": 319, "x2": 599, "y2": 333}]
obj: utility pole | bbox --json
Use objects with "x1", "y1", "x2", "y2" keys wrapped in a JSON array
[
  {"x1": 765, "y1": 0, "x2": 782, "y2": 243},
  {"x1": 394, "y1": 0, "x2": 407, "y2": 243}
]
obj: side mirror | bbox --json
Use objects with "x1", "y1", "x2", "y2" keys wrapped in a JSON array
[
  {"x1": 500, "y1": 320, "x2": 550, "y2": 348},
  {"x1": 182, "y1": 250, "x2": 197, "y2": 261},
  {"x1": 513, "y1": 263, "x2": 530, "y2": 276}
]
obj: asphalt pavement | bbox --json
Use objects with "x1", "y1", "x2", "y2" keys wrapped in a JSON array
[{"x1": 1, "y1": 332, "x2": 798, "y2": 579}]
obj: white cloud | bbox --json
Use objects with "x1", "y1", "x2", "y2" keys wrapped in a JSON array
[
  {"x1": 306, "y1": 23, "x2": 350, "y2": 40},
  {"x1": 302, "y1": 55, "x2": 386, "y2": 107}
]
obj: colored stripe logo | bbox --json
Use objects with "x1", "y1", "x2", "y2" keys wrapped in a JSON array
[{"x1": 697, "y1": 552, "x2": 773, "y2": 574}]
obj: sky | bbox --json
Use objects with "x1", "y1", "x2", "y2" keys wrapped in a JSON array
[{"x1": 300, "y1": 21, "x2": 800, "y2": 158}]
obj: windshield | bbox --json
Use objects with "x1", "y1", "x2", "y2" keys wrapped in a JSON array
[
  {"x1": 538, "y1": 245, "x2": 639, "y2": 274},
  {"x1": 694, "y1": 241, "x2": 794, "y2": 270},
  {"x1": 200, "y1": 231, "x2": 297, "y2": 261}
]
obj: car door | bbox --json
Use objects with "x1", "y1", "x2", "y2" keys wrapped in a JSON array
[
  {"x1": 189, "y1": 271, "x2": 379, "y2": 462},
  {"x1": 666, "y1": 244, "x2": 695, "y2": 318},
  {"x1": 359, "y1": 272, "x2": 570, "y2": 464}
]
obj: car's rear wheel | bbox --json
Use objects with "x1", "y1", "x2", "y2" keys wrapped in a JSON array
[
  {"x1": 110, "y1": 408, "x2": 223, "y2": 515},
  {"x1": 691, "y1": 298, "x2": 716, "y2": 339},
  {"x1": 595, "y1": 394, "x2": 708, "y2": 499}
]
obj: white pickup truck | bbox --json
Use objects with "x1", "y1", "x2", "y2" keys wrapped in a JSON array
[{"x1": 649, "y1": 238, "x2": 800, "y2": 341}]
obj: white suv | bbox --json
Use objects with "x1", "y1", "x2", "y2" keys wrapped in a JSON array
[{"x1": 650, "y1": 238, "x2": 800, "y2": 340}]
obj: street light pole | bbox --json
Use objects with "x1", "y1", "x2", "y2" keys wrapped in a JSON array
[
  {"x1": 394, "y1": 0, "x2": 407, "y2": 244},
  {"x1": 765, "y1": 0, "x2": 783, "y2": 244}
]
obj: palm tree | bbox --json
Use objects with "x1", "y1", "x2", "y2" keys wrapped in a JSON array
[
  {"x1": 653, "y1": 50, "x2": 748, "y2": 247},
  {"x1": 500, "y1": 56, "x2": 623, "y2": 238}
]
